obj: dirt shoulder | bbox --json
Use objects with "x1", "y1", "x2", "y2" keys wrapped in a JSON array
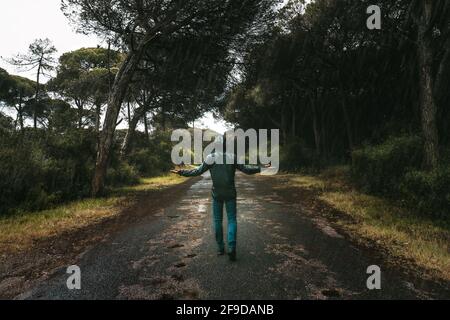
[
  {"x1": 0, "y1": 176, "x2": 199, "y2": 299},
  {"x1": 258, "y1": 169, "x2": 450, "y2": 291}
]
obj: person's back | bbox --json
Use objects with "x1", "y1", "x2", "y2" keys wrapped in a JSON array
[
  {"x1": 176, "y1": 152, "x2": 260, "y2": 198},
  {"x1": 172, "y1": 151, "x2": 263, "y2": 261},
  {"x1": 209, "y1": 161, "x2": 237, "y2": 200}
]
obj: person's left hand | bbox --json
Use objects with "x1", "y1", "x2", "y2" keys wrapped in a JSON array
[
  {"x1": 262, "y1": 163, "x2": 271, "y2": 169},
  {"x1": 170, "y1": 169, "x2": 181, "y2": 174}
]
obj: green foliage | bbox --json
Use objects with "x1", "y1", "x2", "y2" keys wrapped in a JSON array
[
  {"x1": 128, "y1": 132, "x2": 173, "y2": 177},
  {"x1": 280, "y1": 139, "x2": 315, "y2": 172},
  {"x1": 8, "y1": 38, "x2": 57, "y2": 78},
  {"x1": 0, "y1": 68, "x2": 14, "y2": 101},
  {"x1": 0, "y1": 129, "x2": 96, "y2": 214},
  {"x1": 48, "y1": 47, "x2": 122, "y2": 128},
  {"x1": 9, "y1": 75, "x2": 35, "y2": 101},
  {"x1": 0, "y1": 113, "x2": 14, "y2": 132},
  {"x1": 46, "y1": 99, "x2": 79, "y2": 131},
  {"x1": 351, "y1": 135, "x2": 450, "y2": 218},
  {"x1": 351, "y1": 135, "x2": 424, "y2": 195},
  {"x1": 0, "y1": 69, "x2": 35, "y2": 125},
  {"x1": 106, "y1": 161, "x2": 139, "y2": 187},
  {"x1": 223, "y1": 0, "x2": 449, "y2": 169},
  {"x1": 0, "y1": 125, "x2": 175, "y2": 215},
  {"x1": 401, "y1": 167, "x2": 450, "y2": 218},
  {"x1": 50, "y1": 47, "x2": 121, "y2": 104}
]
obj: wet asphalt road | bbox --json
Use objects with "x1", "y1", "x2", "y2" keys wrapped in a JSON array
[{"x1": 20, "y1": 173, "x2": 448, "y2": 300}]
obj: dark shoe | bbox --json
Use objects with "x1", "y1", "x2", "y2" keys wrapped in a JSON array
[
  {"x1": 217, "y1": 249, "x2": 225, "y2": 256},
  {"x1": 228, "y1": 249, "x2": 236, "y2": 261}
]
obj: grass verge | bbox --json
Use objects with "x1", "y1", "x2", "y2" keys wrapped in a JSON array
[
  {"x1": 272, "y1": 166, "x2": 450, "y2": 281},
  {"x1": 0, "y1": 174, "x2": 188, "y2": 253}
]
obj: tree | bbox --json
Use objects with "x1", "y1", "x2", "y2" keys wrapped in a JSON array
[
  {"x1": 6, "y1": 38, "x2": 57, "y2": 128},
  {"x1": 49, "y1": 47, "x2": 122, "y2": 129},
  {"x1": 0, "y1": 68, "x2": 13, "y2": 101},
  {"x1": 62, "y1": 0, "x2": 279, "y2": 196},
  {"x1": 222, "y1": 0, "x2": 449, "y2": 169},
  {"x1": 8, "y1": 76, "x2": 36, "y2": 130},
  {"x1": 119, "y1": 31, "x2": 239, "y2": 156},
  {"x1": 46, "y1": 99, "x2": 79, "y2": 132},
  {"x1": 0, "y1": 68, "x2": 36, "y2": 130},
  {"x1": 410, "y1": 0, "x2": 450, "y2": 169}
]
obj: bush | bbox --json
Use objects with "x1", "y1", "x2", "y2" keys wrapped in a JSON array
[
  {"x1": 351, "y1": 135, "x2": 423, "y2": 195},
  {"x1": 0, "y1": 126, "x2": 175, "y2": 215},
  {"x1": 106, "y1": 161, "x2": 140, "y2": 187},
  {"x1": 0, "y1": 129, "x2": 97, "y2": 214},
  {"x1": 401, "y1": 167, "x2": 450, "y2": 218},
  {"x1": 280, "y1": 139, "x2": 315, "y2": 172},
  {"x1": 129, "y1": 149, "x2": 168, "y2": 177},
  {"x1": 0, "y1": 136, "x2": 43, "y2": 213},
  {"x1": 128, "y1": 132, "x2": 173, "y2": 176}
]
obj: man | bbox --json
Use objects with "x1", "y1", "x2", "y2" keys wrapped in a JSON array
[{"x1": 171, "y1": 135, "x2": 269, "y2": 262}]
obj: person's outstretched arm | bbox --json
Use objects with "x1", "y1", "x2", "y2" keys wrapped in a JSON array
[
  {"x1": 236, "y1": 164, "x2": 262, "y2": 175},
  {"x1": 171, "y1": 162, "x2": 212, "y2": 177}
]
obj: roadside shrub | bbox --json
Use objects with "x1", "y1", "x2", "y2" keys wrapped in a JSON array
[
  {"x1": 130, "y1": 132, "x2": 173, "y2": 175},
  {"x1": 400, "y1": 166, "x2": 450, "y2": 218},
  {"x1": 0, "y1": 125, "x2": 178, "y2": 215},
  {"x1": 0, "y1": 129, "x2": 97, "y2": 214},
  {"x1": 128, "y1": 149, "x2": 167, "y2": 177},
  {"x1": 280, "y1": 139, "x2": 315, "y2": 172},
  {"x1": 351, "y1": 135, "x2": 423, "y2": 195},
  {"x1": 0, "y1": 136, "x2": 42, "y2": 213},
  {"x1": 106, "y1": 161, "x2": 139, "y2": 187}
]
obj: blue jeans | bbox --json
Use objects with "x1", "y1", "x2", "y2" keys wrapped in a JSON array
[{"x1": 212, "y1": 198, "x2": 237, "y2": 251}]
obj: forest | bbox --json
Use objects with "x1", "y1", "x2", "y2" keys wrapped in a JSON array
[
  {"x1": 0, "y1": 0, "x2": 449, "y2": 219},
  {"x1": 219, "y1": 0, "x2": 450, "y2": 218}
]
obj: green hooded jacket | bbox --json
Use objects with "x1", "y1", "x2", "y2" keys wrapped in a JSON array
[{"x1": 179, "y1": 152, "x2": 261, "y2": 200}]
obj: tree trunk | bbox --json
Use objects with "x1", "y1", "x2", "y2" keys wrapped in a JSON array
[
  {"x1": 291, "y1": 104, "x2": 296, "y2": 138},
  {"x1": 95, "y1": 103, "x2": 102, "y2": 134},
  {"x1": 417, "y1": 0, "x2": 439, "y2": 169},
  {"x1": 91, "y1": 46, "x2": 145, "y2": 196},
  {"x1": 76, "y1": 101, "x2": 84, "y2": 129},
  {"x1": 341, "y1": 97, "x2": 354, "y2": 151},
  {"x1": 161, "y1": 105, "x2": 167, "y2": 131},
  {"x1": 311, "y1": 99, "x2": 321, "y2": 158},
  {"x1": 127, "y1": 101, "x2": 131, "y2": 123},
  {"x1": 320, "y1": 104, "x2": 327, "y2": 161},
  {"x1": 34, "y1": 63, "x2": 42, "y2": 129},
  {"x1": 143, "y1": 111, "x2": 149, "y2": 140},
  {"x1": 18, "y1": 92, "x2": 24, "y2": 131},
  {"x1": 281, "y1": 110, "x2": 287, "y2": 145},
  {"x1": 121, "y1": 106, "x2": 145, "y2": 156}
]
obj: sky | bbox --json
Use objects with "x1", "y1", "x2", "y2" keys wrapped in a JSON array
[{"x1": 0, "y1": 0, "x2": 231, "y2": 133}]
